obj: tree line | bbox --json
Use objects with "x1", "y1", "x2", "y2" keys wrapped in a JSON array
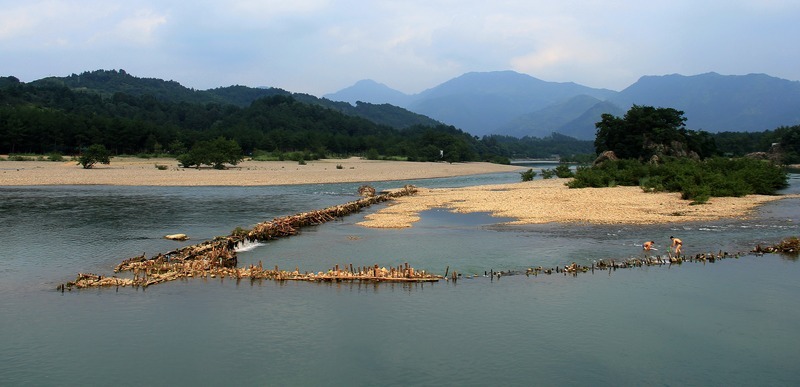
[
  {"x1": 0, "y1": 77, "x2": 596, "y2": 162},
  {"x1": 0, "y1": 81, "x2": 477, "y2": 161},
  {"x1": 2, "y1": 73, "x2": 798, "y2": 164}
]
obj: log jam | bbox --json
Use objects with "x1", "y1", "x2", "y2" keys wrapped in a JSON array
[
  {"x1": 66, "y1": 185, "x2": 432, "y2": 289},
  {"x1": 61, "y1": 195, "x2": 797, "y2": 291}
]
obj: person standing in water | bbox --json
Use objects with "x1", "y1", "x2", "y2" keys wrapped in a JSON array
[{"x1": 670, "y1": 236, "x2": 683, "y2": 256}]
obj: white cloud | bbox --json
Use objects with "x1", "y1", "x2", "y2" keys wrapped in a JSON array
[
  {"x1": 0, "y1": 1, "x2": 167, "y2": 48},
  {"x1": 90, "y1": 9, "x2": 167, "y2": 46},
  {"x1": 1, "y1": 0, "x2": 798, "y2": 95}
]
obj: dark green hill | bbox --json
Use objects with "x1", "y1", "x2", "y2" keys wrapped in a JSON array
[
  {"x1": 1, "y1": 69, "x2": 597, "y2": 161},
  {"x1": 28, "y1": 69, "x2": 439, "y2": 130},
  {"x1": 0, "y1": 79, "x2": 488, "y2": 161}
]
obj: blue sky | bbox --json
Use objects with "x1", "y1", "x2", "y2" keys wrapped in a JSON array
[{"x1": 2, "y1": 0, "x2": 798, "y2": 96}]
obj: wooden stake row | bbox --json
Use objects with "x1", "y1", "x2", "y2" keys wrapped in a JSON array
[{"x1": 66, "y1": 185, "x2": 421, "y2": 290}]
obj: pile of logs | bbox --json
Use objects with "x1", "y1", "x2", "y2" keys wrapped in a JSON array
[
  {"x1": 753, "y1": 236, "x2": 799, "y2": 255},
  {"x1": 240, "y1": 185, "x2": 416, "y2": 244},
  {"x1": 65, "y1": 260, "x2": 440, "y2": 290},
  {"x1": 64, "y1": 185, "x2": 421, "y2": 290},
  {"x1": 60, "y1": 190, "x2": 797, "y2": 291}
]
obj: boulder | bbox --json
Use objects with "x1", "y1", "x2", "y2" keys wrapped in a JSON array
[{"x1": 593, "y1": 150, "x2": 618, "y2": 166}]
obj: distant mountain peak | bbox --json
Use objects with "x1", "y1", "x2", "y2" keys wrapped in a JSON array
[
  {"x1": 324, "y1": 79, "x2": 411, "y2": 106},
  {"x1": 325, "y1": 70, "x2": 799, "y2": 139},
  {"x1": 353, "y1": 79, "x2": 384, "y2": 86}
]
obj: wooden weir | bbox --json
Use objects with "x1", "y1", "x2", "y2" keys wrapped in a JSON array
[
  {"x1": 60, "y1": 184, "x2": 798, "y2": 291},
  {"x1": 63, "y1": 185, "x2": 443, "y2": 290}
]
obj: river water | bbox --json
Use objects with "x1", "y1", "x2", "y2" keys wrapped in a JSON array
[{"x1": 1, "y1": 166, "x2": 799, "y2": 386}]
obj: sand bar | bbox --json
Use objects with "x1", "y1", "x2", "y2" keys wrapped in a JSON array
[
  {"x1": 359, "y1": 178, "x2": 799, "y2": 228},
  {"x1": 0, "y1": 156, "x2": 520, "y2": 186},
  {"x1": 2, "y1": 156, "x2": 796, "y2": 226}
]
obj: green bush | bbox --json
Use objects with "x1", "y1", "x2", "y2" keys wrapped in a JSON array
[
  {"x1": 520, "y1": 168, "x2": 536, "y2": 182},
  {"x1": 540, "y1": 169, "x2": 555, "y2": 179},
  {"x1": 640, "y1": 176, "x2": 665, "y2": 192},
  {"x1": 177, "y1": 137, "x2": 243, "y2": 169},
  {"x1": 569, "y1": 156, "x2": 788, "y2": 200},
  {"x1": 280, "y1": 150, "x2": 319, "y2": 162},
  {"x1": 568, "y1": 165, "x2": 617, "y2": 188},
  {"x1": 7, "y1": 154, "x2": 34, "y2": 161},
  {"x1": 365, "y1": 148, "x2": 380, "y2": 160},
  {"x1": 488, "y1": 156, "x2": 511, "y2": 165},
  {"x1": 78, "y1": 144, "x2": 111, "y2": 169},
  {"x1": 47, "y1": 153, "x2": 64, "y2": 162},
  {"x1": 554, "y1": 164, "x2": 574, "y2": 178}
]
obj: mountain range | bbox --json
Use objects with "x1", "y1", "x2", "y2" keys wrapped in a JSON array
[
  {"x1": 23, "y1": 69, "x2": 441, "y2": 130},
  {"x1": 324, "y1": 71, "x2": 800, "y2": 139}
]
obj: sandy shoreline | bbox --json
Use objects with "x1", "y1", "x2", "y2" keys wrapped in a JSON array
[
  {"x1": 359, "y1": 178, "x2": 799, "y2": 228},
  {"x1": 2, "y1": 156, "x2": 796, "y2": 227},
  {"x1": 0, "y1": 156, "x2": 521, "y2": 186}
]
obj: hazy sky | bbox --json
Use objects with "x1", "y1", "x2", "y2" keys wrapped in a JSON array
[{"x1": 2, "y1": 0, "x2": 798, "y2": 96}]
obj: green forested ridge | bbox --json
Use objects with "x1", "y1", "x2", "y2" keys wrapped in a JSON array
[
  {"x1": 2, "y1": 70, "x2": 796, "y2": 164},
  {"x1": 0, "y1": 81, "x2": 472, "y2": 161},
  {"x1": 482, "y1": 133, "x2": 595, "y2": 159},
  {"x1": 30, "y1": 69, "x2": 281, "y2": 105},
  {"x1": 27, "y1": 69, "x2": 441, "y2": 129},
  {"x1": 712, "y1": 126, "x2": 800, "y2": 164},
  {"x1": 0, "y1": 70, "x2": 596, "y2": 161}
]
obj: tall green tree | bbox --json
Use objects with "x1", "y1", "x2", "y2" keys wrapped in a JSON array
[
  {"x1": 177, "y1": 137, "x2": 243, "y2": 169},
  {"x1": 594, "y1": 105, "x2": 716, "y2": 160},
  {"x1": 78, "y1": 144, "x2": 111, "y2": 169}
]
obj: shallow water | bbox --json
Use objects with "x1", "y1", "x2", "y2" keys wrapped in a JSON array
[{"x1": 1, "y1": 169, "x2": 799, "y2": 386}]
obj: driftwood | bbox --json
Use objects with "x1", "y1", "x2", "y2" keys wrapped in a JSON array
[
  {"x1": 68, "y1": 260, "x2": 441, "y2": 289},
  {"x1": 67, "y1": 185, "x2": 420, "y2": 290},
  {"x1": 358, "y1": 185, "x2": 376, "y2": 197},
  {"x1": 64, "y1": 236, "x2": 798, "y2": 290},
  {"x1": 753, "y1": 236, "x2": 799, "y2": 255},
  {"x1": 61, "y1": 190, "x2": 796, "y2": 291}
]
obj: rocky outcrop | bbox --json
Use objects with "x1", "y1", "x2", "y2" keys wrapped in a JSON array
[
  {"x1": 745, "y1": 142, "x2": 783, "y2": 163},
  {"x1": 593, "y1": 150, "x2": 618, "y2": 166}
]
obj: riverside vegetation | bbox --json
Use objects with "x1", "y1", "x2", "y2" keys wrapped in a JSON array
[
  {"x1": 3, "y1": 70, "x2": 799, "y2": 167},
  {"x1": 568, "y1": 157, "x2": 788, "y2": 204},
  {"x1": 2, "y1": 71, "x2": 796, "y2": 201},
  {"x1": 563, "y1": 105, "x2": 789, "y2": 202}
]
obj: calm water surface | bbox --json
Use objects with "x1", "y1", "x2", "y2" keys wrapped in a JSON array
[{"x1": 1, "y1": 167, "x2": 799, "y2": 386}]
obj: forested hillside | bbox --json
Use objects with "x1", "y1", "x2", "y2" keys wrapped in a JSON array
[
  {"x1": 0, "y1": 70, "x2": 597, "y2": 161},
  {"x1": 0, "y1": 80, "x2": 476, "y2": 161},
  {"x1": 30, "y1": 69, "x2": 441, "y2": 130}
]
